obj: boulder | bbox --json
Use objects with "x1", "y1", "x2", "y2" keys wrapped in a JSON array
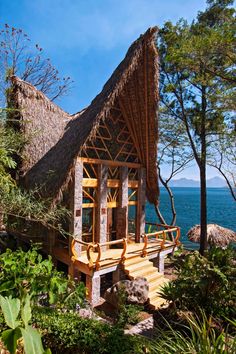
[{"x1": 104, "y1": 277, "x2": 149, "y2": 307}]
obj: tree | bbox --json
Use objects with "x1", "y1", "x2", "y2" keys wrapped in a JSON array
[
  {"x1": 208, "y1": 131, "x2": 236, "y2": 201},
  {"x1": 157, "y1": 114, "x2": 193, "y2": 225},
  {"x1": 0, "y1": 25, "x2": 73, "y2": 233},
  {"x1": 0, "y1": 24, "x2": 73, "y2": 105},
  {"x1": 158, "y1": 0, "x2": 235, "y2": 254}
]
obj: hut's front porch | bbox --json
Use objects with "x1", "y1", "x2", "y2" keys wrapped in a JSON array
[{"x1": 54, "y1": 223, "x2": 180, "y2": 306}]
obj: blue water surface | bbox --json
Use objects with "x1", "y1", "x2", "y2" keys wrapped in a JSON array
[{"x1": 145, "y1": 187, "x2": 236, "y2": 249}]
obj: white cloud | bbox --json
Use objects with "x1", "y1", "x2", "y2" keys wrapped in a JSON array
[{"x1": 26, "y1": 0, "x2": 206, "y2": 52}]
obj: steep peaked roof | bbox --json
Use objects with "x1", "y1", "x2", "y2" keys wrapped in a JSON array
[{"x1": 11, "y1": 27, "x2": 159, "y2": 204}]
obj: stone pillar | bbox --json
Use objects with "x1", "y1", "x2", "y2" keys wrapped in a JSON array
[
  {"x1": 156, "y1": 253, "x2": 165, "y2": 274},
  {"x1": 96, "y1": 165, "x2": 108, "y2": 244},
  {"x1": 112, "y1": 267, "x2": 121, "y2": 284},
  {"x1": 116, "y1": 166, "x2": 128, "y2": 239},
  {"x1": 86, "y1": 273, "x2": 101, "y2": 306},
  {"x1": 69, "y1": 159, "x2": 83, "y2": 276},
  {"x1": 136, "y1": 167, "x2": 146, "y2": 242}
]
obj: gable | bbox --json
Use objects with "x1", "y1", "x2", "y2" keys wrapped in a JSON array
[{"x1": 81, "y1": 102, "x2": 140, "y2": 165}]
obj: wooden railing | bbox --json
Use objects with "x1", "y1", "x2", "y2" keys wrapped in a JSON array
[
  {"x1": 142, "y1": 222, "x2": 181, "y2": 257},
  {"x1": 71, "y1": 223, "x2": 180, "y2": 269},
  {"x1": 71, "y1": 238, "x2": 127, "y2": 270}
]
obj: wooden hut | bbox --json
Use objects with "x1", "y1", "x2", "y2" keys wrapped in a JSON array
[{"x1": 8, "y1": 27, "x2": 180, "y2": 308}]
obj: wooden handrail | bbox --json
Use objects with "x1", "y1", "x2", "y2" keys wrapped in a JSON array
[
  {"x1": 98, "y1": 238, "x2": 126, "y2": 247},
  {"x1": 160, "y1": 230, "x2": 167, "y2": 249},
  {"x1": 72, "y1": 237, "x2": 127, "y2": 270},
  {"x1": 142, "y1": 234, "x2": 148, "y2": 257},
  {"x1": 120, "y1": 238, "x2": 127, "y2": 262},
  {"x1": 175, "y1": 227, "x2": 181, "y2": 246},
  {"x1": 87, "y1": 244, "x2": 96, "y2": 268},
  {"x1": 141, "y1": 224, "x2": 181, "y2": 255}
]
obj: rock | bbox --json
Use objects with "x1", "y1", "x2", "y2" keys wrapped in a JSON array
[
  {"x1": 78, "y1": 307, "x2": 94, "y2": 319},
  {"x1": 104, "y1": 277, "x2": 149, "y2": 307}
]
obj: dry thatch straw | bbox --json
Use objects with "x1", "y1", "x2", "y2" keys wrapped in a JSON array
[
  {"x1": 187, "y1": 224, "x2": 236, "y2": 247},
  {"x1": 9, "y1": 27, "x2": 159, "y2": 205}
]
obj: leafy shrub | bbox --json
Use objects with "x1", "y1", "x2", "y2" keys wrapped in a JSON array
[
  {"x1": 33, "y1": 307, "x2": 147, "y2": 354},
  {"x1": 150, "y1": 311, "x2": 236, "y2": 354},
  {"x1": 116, "y1": 303, "x2": 142, "y2": 328},
  {"x1": 160, "y1": 247, "x2": 236, "y2": 319},
  {"x1": 115, "y1": 287, "x2": 142, "y2": 328},
  {"x1": 0, "y1": 246, "x2": 86, "y2": 307},
  {"x1": 0, "y1": 295, "x2": 51, "y2": 354}
]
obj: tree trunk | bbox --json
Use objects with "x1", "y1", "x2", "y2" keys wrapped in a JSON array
[
  {"x1": 199, "y1": 84, "x2": 208, "y2": 255},
  {"x1": 154, "y1": 204, "x2": 166, "y2": 225},
  {"x1": 199, "y1": 164, "x2": 208, "y2": 255}
]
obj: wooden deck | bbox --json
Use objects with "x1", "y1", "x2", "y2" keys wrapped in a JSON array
[
  {"x1": 80, "y1": 239, "x2": 175, "y2": 268},
  {"x1": 54, "y1": 238, "x2": 177, "y2": 275}
]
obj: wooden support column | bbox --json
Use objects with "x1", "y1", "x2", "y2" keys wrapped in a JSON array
[
  {"x1": 86, "y1": 273, "x2": 101, "y2": 306},
  {"x1": 136, "y1": 167, "x2": 146, "y2": 243},
  {"x1": 116, "y1": 166, "x2": 128, "y2": 239},
  {"x1": 96, "y1": 165, "x2": 108, "y2": 244},
  {"x1": 69, "y1": 159, "x2": 83, "y2": 276}
]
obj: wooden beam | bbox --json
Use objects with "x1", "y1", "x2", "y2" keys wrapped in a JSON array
[
  {"x1": 107, "y1": 179, "x2": 120, "y2": 188},
  {"x1": 79, "y1": 157, "x2": 141, "y2": 169},
  {"x1": 136, "y1": 167, "x2": 146, "y2": 243},
  {"x1": 128, "y1": 180, "x2": 139, "y2": 188},
  {"x1": 82, "y1": 178, "x2": 98, "y2": 187},
  {"x1": 82, "y1": 178, "x2": 137, "y2": 188}
]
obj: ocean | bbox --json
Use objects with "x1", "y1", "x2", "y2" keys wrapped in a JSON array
[{"x1": 145, "y1": 187, "x2": 236, "y2": 249}]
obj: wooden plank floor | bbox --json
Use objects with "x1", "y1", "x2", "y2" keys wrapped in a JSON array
[{"x1": 78, "y1": 239, "x2": 175, "y2": 269}]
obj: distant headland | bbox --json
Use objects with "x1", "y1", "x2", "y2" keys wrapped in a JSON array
[{"x1": 165, "y1": 176, "x2": 226, "y2": 188}]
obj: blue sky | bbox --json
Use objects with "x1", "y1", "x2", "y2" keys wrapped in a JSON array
[{"x1": 1, "y1": 0, "x2": 220, "y2": 179}]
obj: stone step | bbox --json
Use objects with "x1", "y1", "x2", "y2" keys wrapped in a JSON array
[
  {"x1": 143, "y1": 272, "x2": 163, "y2": 283},
  {"x1": 124, "y1": 259, "x2": 152, "y2": 272},
  {"x1": 125, "y1": 264, "x2": 154, "y2": 277},
  {"x1": 149, "y1": 286, "x2": 165, "y2": 300},
  {"x1": 124, "y1": 256, "x2": 147, "y2": 266},
  {"x1": 123, "y1": 256, "x2": 170, "y2": 310},
  {"x1": 148, "y1": 295, "x2": 167, "y2": 310},
  {"x1": 149, "y1": 277, "x2": 169, "y2": 291}
]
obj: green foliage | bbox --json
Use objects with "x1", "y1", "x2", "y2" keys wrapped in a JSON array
[
  {"x1": 33, "y1": 307, "x2": 146, "y2": 354},
  {"x1": 0, "y1": 294, "x2": 51, "y2": 354},
  {"x1": 115, "y1": 286, "x2": 142, "y2": 328},
  {"x1": 158, "y1": 0, "x2": 236, "y2": 251},
  {"x1": 116, "y1": 303, "x2": 141, "y2": 328},
  {"x1": 150, "y1": 310, "x2": 236, "y2": 354},
  {"x1": 0, "y1": 296, "x2": 21, "y2": 329},
  {"x1": 160, "y1": 247, "x2": 236, "y2": 318},
  {"x1": 0, "y1": 109, "x2": 23, "y2": 192},
  {"x1": 0, "y1": 246, "x2": 86, "y2": 307},
  {"x1": 0, "y1": 108, "x2": 71, "y2": 232}
]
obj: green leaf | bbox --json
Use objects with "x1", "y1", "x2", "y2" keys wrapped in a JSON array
[
  {"x1": 21, "y1": 326, "x2": 45, "y2": 354},
  {"x1": 43, "y1": 349, "x2": 52, "y2": 354},
  {"x1": 0, "y1": 280, "x2": 15, "y2": 293},
  {"x1": 0, "y1": 295, "x2": 20, "y2": 329},
  {"x1": 1, "y1": 328, "x2": 22, "y2": 354},
  {"x1": 21, "y1": 294, "x2": 32, "y2": 327}
]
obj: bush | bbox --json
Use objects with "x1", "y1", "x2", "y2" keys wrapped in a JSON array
[
  {"x1": 115, "y1": 287, "x2": 142, "y2": 328},
  {"x1": 33, "y1": 307, "x2": 147, "y2": 354},
  {"x1": 160, "y1": 247, "x2": 236, "y2": 319},
  {"x1": 0, "y1": 295, "x2": 51, "y2": 354},
  {"x1": 150, "y1": 311, "x2": 236, "y2": 354},
  {"x1": 0, "y1": 246, "x2": 86, "y2": 308}
]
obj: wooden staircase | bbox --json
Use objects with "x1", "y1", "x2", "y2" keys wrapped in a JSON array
[{"x1": 123, "y1": 256, "x2": 169, "y2": 310}]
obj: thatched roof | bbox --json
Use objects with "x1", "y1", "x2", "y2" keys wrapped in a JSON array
[
  {"x1": 10, "y1": 27, "x2": 159, "y2": 204},
  {"x1": 188, "y1": 224, "x2": 236, "y2": 247}
]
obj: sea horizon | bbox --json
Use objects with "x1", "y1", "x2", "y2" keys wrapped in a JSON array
[{"x1": 145, "y1": 187, "x2": 236, "y2": 249}]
